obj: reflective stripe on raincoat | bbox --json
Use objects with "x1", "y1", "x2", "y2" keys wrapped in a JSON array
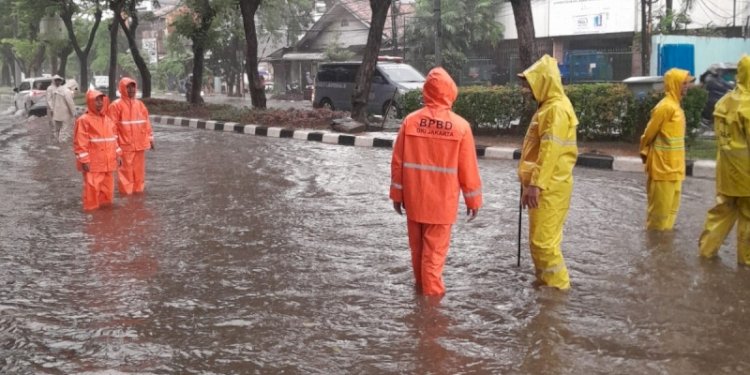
[
  {"x1": 714, "y1": 55, "x2": 750, "y2": 197},
  {"x1": 390, "y1": 67, "x2": 483, "y2": 224},
  {"x1": 640, "y1": 68, "x2": 690, "y2": 181},
  {"x1": 74, "y1": 89, "x2": 121, "y2": 172},
  {"x1": 109, "y1": 77, "x2": 153, "y2": 152},
  {"x1": 517, "y1": 54, "x2": 579, "y2": 198}
]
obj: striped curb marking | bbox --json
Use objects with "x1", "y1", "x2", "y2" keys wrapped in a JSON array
[{"x1": 150, "y1": 114, "x2": 714, "y2": 177}]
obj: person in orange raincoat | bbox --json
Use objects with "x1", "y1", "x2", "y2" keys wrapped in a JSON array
[
  {"x1": 73, "y1": 89, "x2": 122, "y2": 211},
  {"x1": 390, "y1": 67, "x2": 483, "y2": 296},
  {"x1": 109, "y1": 78, "x2": 154, "y2": 195},
  {"x1": 517, "y1": 55, "x2": 578, "y2": 291}
]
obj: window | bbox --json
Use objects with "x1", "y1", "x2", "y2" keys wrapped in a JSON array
[{"x1": 19, "y1": 82, "x2": 30, "y2": 91}]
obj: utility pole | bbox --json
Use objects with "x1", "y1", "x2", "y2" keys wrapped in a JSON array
[
  {"x1": 391, "y1": 0, "x2": 398, "y2": 54},
  {"x1": 641, "y1": 0, "x2": 652, "y2": 76},
  {"x1": 434, "y1": 0, "x2": 441, "y2": 66},
  {"x1": 734, "y1": 0, "x2": 737, "y2": 27}
]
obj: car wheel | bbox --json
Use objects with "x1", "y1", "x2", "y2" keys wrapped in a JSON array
[{"x1": 320, "y1": 98, "x2": 334, "y2": 111}]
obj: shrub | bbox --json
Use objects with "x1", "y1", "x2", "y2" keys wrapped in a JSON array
[
  {"x1": 565, "y1": 84, "x2": 633, "y2": 141},
  {"x1": 683, "y1": 87, "x2": 708, "y2": 141}
]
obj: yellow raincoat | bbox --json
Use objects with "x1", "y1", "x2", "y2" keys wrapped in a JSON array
[
  {"x1": 517, "y1": 55, "x2": 578, "y2": 290},
  {"x1": 699, "y1": 55, "x2": 750, "y2": 264},
  {"x1": 640, "y1": 68, "x2": 691, "y2": 230}
]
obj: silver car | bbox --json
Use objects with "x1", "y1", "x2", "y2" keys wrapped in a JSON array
[{"x1": 311, "y1": 61, "x2": 425, "y2": 119}]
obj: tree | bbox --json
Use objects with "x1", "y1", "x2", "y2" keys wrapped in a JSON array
[
  {"x1": 118, "y1": 0, "x2": 152, "y2": 97},
  {"x1": 510, "y1": 0, "x2": 535, "y2": 71},
  {"x1": 108, "y1": 0, "x2": 123, "y2": 99},
  {"x1": 239, "y1": 0, "x2": 265, "y2": 108},
  {"x1": 57, "y1": 0, "x2": 103, "y2": 93},
  {"x1": 351, "y1": 0, "x2": 391, "y2": 123},
  {"x1": 173, "y1": 0, "x2": 217, "y2": 104},
  {"x1": 406, "y1": 0, "x2": 504, "y2": 78}
]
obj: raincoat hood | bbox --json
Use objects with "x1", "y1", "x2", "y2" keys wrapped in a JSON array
[
  {"x1": 663, "y1": 68, "x2": 691, "y2": 102},
  {"x1": 64, "y1": 79, "x2": 79, "y2": 92},
  {"x1": 737, "y1": 55, "x2": 750, "y2": 94},
  {"x1": 422, "y1": 67, "x2": 457, "y2": 109},
  {"x1": 85, "y1": 89, "x2": 109, "y2": 115},
  {"x1": 520, "y1": 55, "x2": 565, "y2": 103},
  {"x1": 118, "y1": 77, "x2": 137, "y2": 100}
]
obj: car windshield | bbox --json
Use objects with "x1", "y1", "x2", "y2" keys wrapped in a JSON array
[{"x1": 379, "y1": 64, "x2": 425, "y2": 83}]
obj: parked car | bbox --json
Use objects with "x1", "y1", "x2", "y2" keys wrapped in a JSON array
[
  {"x1": 13, "y1": 77, "x2": 54, "y2": 112},
  {"x1": 312, "y1": 59, "x2": 425, "y2": 118},
  {"x1": 699, "y1": 62, "x2": 737, "y2": 121}
]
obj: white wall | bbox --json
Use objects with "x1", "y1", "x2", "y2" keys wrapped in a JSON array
[
  {"x1": 650, "y1": 34, "x2": 750, "y2": 75},
  {"x1": 309, "y1": 9, "x2": 368, "y2": 50},
  {"x1": 498, "y1": 0, "x2": 747, "y2": 40}
]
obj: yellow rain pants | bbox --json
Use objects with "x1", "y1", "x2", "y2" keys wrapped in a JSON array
[
  {"x1": 699, "y1": 195, "x2": 750, "y2": 264},
  {"x1": 529, "y1": 192, "x2": 571, "y2": 290},
  {"x1": 698, "y1": 56, "x2": 750, "y2": 263},
  {"x1": 647, "y1": 179, "x2": 682, "y2": 230},
  {"x1": 517, "y1": 54, "x2": 578, "y2": 290}
]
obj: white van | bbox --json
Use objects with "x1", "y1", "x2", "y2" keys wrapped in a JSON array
[{"x1": 311, "y1": 60, "x2": 425, "y2": 118}]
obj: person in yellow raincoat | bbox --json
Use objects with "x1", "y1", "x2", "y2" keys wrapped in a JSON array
[
  {"x1": 517, "y1": 55, "x2": 578, "y2": 290},
  {"x1": 699, "y1": 55, "x2": 750, "y2": 264},
  {"x1": 640, "y1": 68, "x2": 694, "y2": 231}
]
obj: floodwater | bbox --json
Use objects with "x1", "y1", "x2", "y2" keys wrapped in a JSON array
[{"x1": 1, "y1": 103, "x2": 749, "y2": 374}]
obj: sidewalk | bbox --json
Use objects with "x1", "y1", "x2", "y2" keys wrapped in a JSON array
[{"x1": 148, "y1": 113, "x2": 716, "y2": 179}]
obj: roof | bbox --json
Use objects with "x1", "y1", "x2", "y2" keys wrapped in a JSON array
[
  {"x1": 339, "y1": 0, "x2": 415, "y2": 40},
  {"x1": 296, "y1": 0, "x2": 415, "y2": 49}
]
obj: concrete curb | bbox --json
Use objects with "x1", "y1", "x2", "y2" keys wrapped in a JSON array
[{"x1": 150, "y1": 114, "x2": 714, "y2": 178}]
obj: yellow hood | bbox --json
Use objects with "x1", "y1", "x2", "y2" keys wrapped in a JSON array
[
  {"x1": 520, "y1": 54, "x2": 565, "y2": 104},
  {"x1": 737, "y1": 55, "x2": 750, "y2": 94},
  {"x1": 663, "y1": 68, "x2": 690, "y2": 102}
]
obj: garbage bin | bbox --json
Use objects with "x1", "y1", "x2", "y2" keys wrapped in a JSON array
[{"x1": 622, "y1": 76, "x2": 664, "y2": 99}]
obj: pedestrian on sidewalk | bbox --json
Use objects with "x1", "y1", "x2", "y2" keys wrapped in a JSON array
[
  {"x1": 389, "y1": 67, "x2": 483, "y2": 296},
  {"x1": 699, "y1": 55, "x2": 750, "y2": 264},
  {"x1": 46, "y1": 75, "x2": 64, "y2": 136},
  {"x1": 639, "y1": 68, "x2": 694, "y2": 231},
  {"x1": 517, "y1": 54, "x2": 578, "y2": 291},
  {"x1": 53, "y1": 79, "x2": 78, "y2": 143},
  {"x1": 73, "y1": 89, "x2": 121, "y2": 211},
  {"x1": 109, "y1": 77, "x2": 154, "y2": 195}
]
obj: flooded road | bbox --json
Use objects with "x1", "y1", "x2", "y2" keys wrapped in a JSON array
[{"x1": 1, "y1": 102, "x2": 749, "y2": 374}]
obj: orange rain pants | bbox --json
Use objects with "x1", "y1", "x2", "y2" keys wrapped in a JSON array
[
  {"x1": 83, "y1": 171, "x2": 115, "y2": 211},
  {"x1": 118, "y1": 150, "x2": 146, "y2": 195},
  {"x1": 407, "y1": 220, "x2": 452, "y2": 295}
]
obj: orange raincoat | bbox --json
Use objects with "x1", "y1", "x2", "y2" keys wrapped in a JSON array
[
  {"x1": 390, "y1": 67, "x2": 483, "y2": 295},
  {"x1": 109, "y1": 78, "x2": 153, "y2": 195},
  {"x1": 73, "y1": 89, "x2": 121, "y2": 211}
]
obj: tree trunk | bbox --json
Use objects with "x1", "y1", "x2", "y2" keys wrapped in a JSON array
[
  {"x1": 57, "y1": 45, "x2": 72, "y2": 77},
  {"x1": 29, "y1": 44, "x2": 47, "y2": 77},
  {"x1": 239, "y1": 0, "x2": 266, "y2": 109},
  {"x1": 190, "y1": 43, "x2": 206, "y2": 104},
  {"x1": 108, "y1": 17, "x2": 119, "y2": 99},
  {"x1": 118, "y1": 4, "x2": 151, "y2": 97},
  {"x1": 60, "y1": 0, "x2": 102, "y2": 92},
  {"x1": 641, "y1": 0, "x2": 651, "y2": 76},
  {"x1": 510, "y1": 0, "x2": 536, "y2": 71},
  {"x1": 351, "y1": 0, "x2": 391, "y2": 123},
  {"x1": 50, "y1": 55, "x2": 59, "y2": 78}
]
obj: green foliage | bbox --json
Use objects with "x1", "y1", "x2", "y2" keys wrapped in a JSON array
[
  {"x1": 406, "y1": 0, "x2": 504, "y2": 74},
  {"x1": 257, "y1": 0, "x2": 313, "y2": 45},
  {"x1": 398, "y1": 83, "x2": 710, "y2": 143},
  {"x1": 324, "y1": 34, "x2": 355, "y2": 61},
  {"x1": 683, "y1": 86, "x2": 708, "y2": 141},
  {"x1": 565, "y1": 84, "x2": 633, "y2": 140}
]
